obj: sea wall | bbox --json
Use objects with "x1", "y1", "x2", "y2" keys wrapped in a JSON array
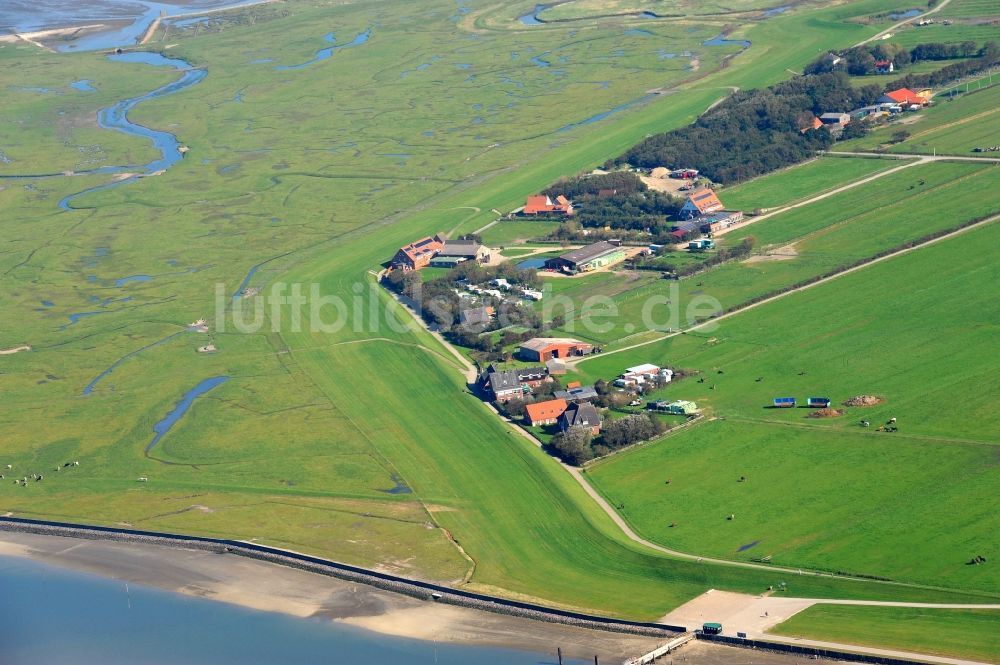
[
  {"x1": 0, "y1": 516, "x2": 685, "y2": 638},
  {"x1": 697, "y1": 632, "x2": 934, "y2": 665}
]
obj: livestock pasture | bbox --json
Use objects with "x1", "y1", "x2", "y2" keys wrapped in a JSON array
[
  {"x1": 770, "y1": 605, "x2": 1000, "y2": 663},
  {"x1": 583, "y1": 220, "x2": 1000, "y2": 592},
  {"x1": 718, "y1": 156, "x2": 900, "y2": 210}
]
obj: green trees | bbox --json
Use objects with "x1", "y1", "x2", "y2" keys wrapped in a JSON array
[{"x1": 550, "y1": 427, "x2": 594, "y2": 465}]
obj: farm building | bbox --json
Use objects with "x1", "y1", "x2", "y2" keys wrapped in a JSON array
[
  {"x1": 698, "y1": 210, "x2": 744, "y2": 233},
  {"x1": 545, "y1": 241, "x2": 626, "y2": 273},
  {"x1": 670, "y1": 219, "x2": 702, "y2": 235},
  {"x1": 614, "y1": 363, "x2": 671, "y2": 388},
  {"x1": 819, "y1": 112, "x2": 851, "y2": 127},
  {"x1": 688, "y1": 238, "x2": 715, "y2": 252},
  {"x1": 394, "y1": 236, "x2": 489, "y2": 270},
  {"x1": 486, "y1": 364, "x2": 552, "y2": 390},
  {"x1": 800, "y1": 115, "x2": 824, "y2": 133},
  {"x1": 525, "y1": 399, "x2": 568, "y2": 426},
  {"x1": 878, "y1": 88, "x2": 926, "y2": 106},
  {"x1": 515, "y1": 366, "x2": 551, "y2": 388},
  {"x1": 459, "y1": 306, "x2": 494, "y2": 326},
  {"x1": 670, "y1": 168, "x2": 699, "y2": 179},
  {"x1": 559, "y1": 402, "x2": 602, "y2": 434},
  {"x1": 545, "y1": 359, "x2": 567, "y2": 375},
  {"x1": 518, "y1": 337, "x2": 594, "y2": 362},
  {"x1": 433, "y1": 239, "x2": 491, "y2": 265},
  {"x1": 391, "y1": 235, "x2": 444, "y2": 270},
  {"x1": 523, "y1": 194, "x2": 574, "y2": 216},
  {"x1": 808, "y1": 397, "x2": 831, "y2": 408},
  {"x1": 649, "y1": 400, "x2": 698, "y2": 415},
  {"x1": 773, "y1": 397, "x2": 797, "y2": 408},
  {"x1": 554, "y1": 385, "x2": 599, "y2": 402},
  {"x1": 486, "y1": 370, "x2": 526, "y2": 402},
  {"x1": 850, "y1": 105, "x2": 888, "y2": 121},
  {"x1": 679, "y1": 188, "x2": 725, "y2": 218}
]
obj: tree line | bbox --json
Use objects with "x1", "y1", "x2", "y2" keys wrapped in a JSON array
[
  {"x1": 609, "y1": 40, "x2": 998, "y2": 185},
  {"x1": 612, "y1": 73, "x2": 871, "y2": 184},
  {"x1": 550, "y1": 412, "x2": 669, "y2": 465},
  {"x1": 805, "y1": 40, "x2": 995, "y2": 77}
]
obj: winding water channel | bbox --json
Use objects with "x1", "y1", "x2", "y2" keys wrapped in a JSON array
[{"x1": 55, "y1": 52, "x2": 206, "y2": 209}]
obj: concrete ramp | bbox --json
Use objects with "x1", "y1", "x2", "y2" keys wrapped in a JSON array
[
  {"x1": 658, "y1": 589, "x2": 815, "y2": 637},
  {"x1": 624, "y1": 632, "x2": 694, "y2": 665}
]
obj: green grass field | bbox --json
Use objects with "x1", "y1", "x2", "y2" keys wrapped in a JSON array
[
  {"x1": 480, "y1": 220, "x2": 561, "y2": 245},
  {"x1": 550, "y1": 161, "x2": 998, "y2": 345},
  {"x1": 887, "y1": 23, "x2": 1000, "y2": 48},
  {"x1": 770, "y1": 605, "x2": 1000, "y2": 662},
  {"x1": 583, "y1": 220, "x2": 1000, "y2": 592},
  {"x1": 936, "y1": 0, "x2": 1000, "y2": 18},
  {"x1": 1, "y1": 0, "x2": 997, "y2": 626},
  {"x1": 718, "y1": 156, "x2": 900, "y2": 210}
]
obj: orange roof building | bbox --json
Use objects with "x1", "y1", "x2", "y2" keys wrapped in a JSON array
[
  {"x1": 525, "y1": 398, "x2": 568, "y2": 426},
  {"x1": 800, "y1": 115, "x2": 824, "y2": 133},
  {"x1": 391, "y1": 235, "x2": 444, "y2": 270},
  {"x1": 879, "y1": 88, "x2": 925, "y2": 106},
  {"x1": 680, "y1": 188, "x2": 725, "y2": 218},
  {"x1": 524, "y1": 194, "x2": 574, "y2": 216}
]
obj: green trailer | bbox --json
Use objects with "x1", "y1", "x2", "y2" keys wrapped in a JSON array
[{"x1": 702, "y1": 622, "x2": 723, "y2": 634}]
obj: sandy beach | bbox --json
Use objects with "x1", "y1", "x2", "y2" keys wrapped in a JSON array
[
  {"x1": 0, "y1": 531, "x2": 663, "y2": 662},
  {"x1": 0, "y1": 531, "x2": 854, "y2": 665}
]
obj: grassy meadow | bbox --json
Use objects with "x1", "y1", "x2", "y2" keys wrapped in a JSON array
[
  {"x1": 549, "y1": 161, "x2": 998, "y2": 345},
  {"x1": 770, "y1": 605, "x2": 1000, "y2": 662},
  {"x1": 582, "y1": 220, "x2": 1000, "y2": 592},
  {"x1": 1, "y1": 0, "x2": 997, "y2": 624},
  {"x1": 717, "y1": 156, "x2": 901, "y2": 210}
]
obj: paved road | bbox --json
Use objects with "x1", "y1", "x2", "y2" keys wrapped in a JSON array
[
  {"x1": 854, "y1": 0, "x2": 954, "y2": 47},
  {"x1": 714, "y1": 152, "x2": 999, "y2": 240},
  {"x1": 662, "y1": 590, "x2": 1000, "y2": 665},
  {"x1": 828, "y1": 151, "x2": 1000, "y2": 163}
]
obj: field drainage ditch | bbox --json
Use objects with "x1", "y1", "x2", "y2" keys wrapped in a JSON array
[
  {"x1": 273, "y1": 28, "x2": 372, "y2": 70},
  {"x1": 146, "y1": 376, "x2": 229, "y2": 455}
]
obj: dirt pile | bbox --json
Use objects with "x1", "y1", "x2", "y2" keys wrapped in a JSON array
[
  {"x1": 807, "y1": 408, "x2": 845, "y2": 418},
  {"x1": 843, "y1": 395, "x2": 884, "y2": 407}
]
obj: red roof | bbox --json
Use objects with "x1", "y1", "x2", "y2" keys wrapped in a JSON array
[
  {"x1": 524, "y1": 194, "x2": 574, "y2": 215},
  {"x1": 395, "y1": 236, "x2": 443, "y2": 267},
  {"x1": 801, "y1": 116, "x2": 823, "y2": 133},
  {"x1": 683, "y1": 188, "x2": 724, "y2": 215},
  {"x1": 526, "y1": 399, "x2": 568, "y2": 424},
  {"x1": 884, "y1": 88, "x2": 922, "y2": 105}
]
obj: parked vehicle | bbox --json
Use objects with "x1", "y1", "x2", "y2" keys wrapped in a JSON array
[{"x1": 703, "y1": 622, "x2": 723, "y2": 635}]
